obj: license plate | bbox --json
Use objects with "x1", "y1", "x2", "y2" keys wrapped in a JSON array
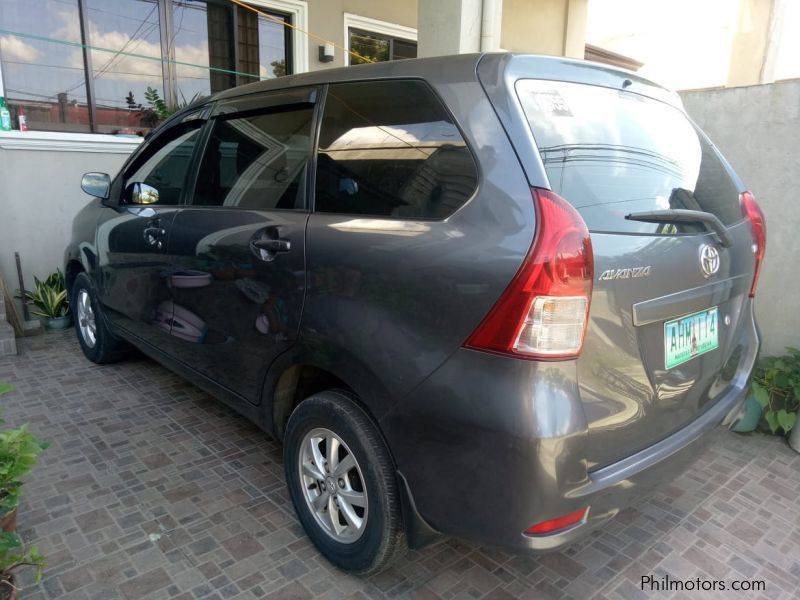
[{"x1": 664, "y1": 307, "x2": 719, "y2": 369}]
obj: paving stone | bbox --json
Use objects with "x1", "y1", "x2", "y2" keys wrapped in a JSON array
[{"x1": 1, "y1": 331, "x2": 798, "y2": 599}]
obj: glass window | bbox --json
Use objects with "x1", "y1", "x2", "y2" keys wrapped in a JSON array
[
  {"x1": 236, "y1": 6, "x2": 291, "y2": 85},
  {"x1": 192, "y1": 105, "x2": 313, "y2": 210},
  {"x1": 170, "y1": 1, "x2": 291, "y2": 98},
  {"x1": 124, "y1": 122, "x2": 203, "y2": 205},
  {"x1": 0, "y1": 0, "x2": 293, "y2": 134},
  {"x1": 348, "y1": 28, "x2": 417, "y2": 65},
  {"x1": 86, "y1": 0, "x2": 165, "y2": 134},
  {"x1": 0, "y1": 0, "x2": 90, "y2": 132},
  {"x1": 315, "y1": 81, "x2": 478, "y2": 219},
  {"x1": 515, "y1": 79, "x2": 742, "y2": 234}
]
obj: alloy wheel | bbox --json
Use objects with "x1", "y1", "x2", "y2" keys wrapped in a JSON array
[{"x1": 298, "y1": 427, "x2": 368, "y2": 543}]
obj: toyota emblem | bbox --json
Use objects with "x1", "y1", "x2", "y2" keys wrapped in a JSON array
[{"x1": 699, "y1": 244, "x2": 720, "y2": 277}]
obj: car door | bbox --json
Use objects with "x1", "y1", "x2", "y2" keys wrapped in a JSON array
[
  {"x1": 164, "y1": 88, "x2": 316, "y2": 403},
  {"x1": 96, "y1": 112, "x2": 206, "y2": 349}
]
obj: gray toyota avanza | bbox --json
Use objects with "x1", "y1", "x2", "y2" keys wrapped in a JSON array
[{"x1": 66, "y1": 53, "x2": 764, "y2": 574}]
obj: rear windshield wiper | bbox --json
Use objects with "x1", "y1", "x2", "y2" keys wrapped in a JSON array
[{"x1": 625, "y1": 209, "x2": 733, "y2": 247}]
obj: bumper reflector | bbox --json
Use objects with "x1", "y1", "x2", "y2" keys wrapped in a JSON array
[{"x1": 524, "y1": 507, "x2": 589, "y2": 535}]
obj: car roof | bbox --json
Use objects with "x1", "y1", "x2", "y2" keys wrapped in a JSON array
[{"x1": 210, "y1": 52, "x2": 676, "y2": 104}]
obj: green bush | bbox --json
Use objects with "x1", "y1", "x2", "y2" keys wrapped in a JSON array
[
  {"x1": 751, "y1": 348, "x2": 800, "y2": 435},
  {"x1": 0, "y1": 386, "x2": 47, "y2": 519}
]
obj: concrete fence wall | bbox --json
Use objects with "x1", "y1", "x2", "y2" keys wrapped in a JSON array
[
  {"x1": 681, "y1": 80, "x2": 800, "y2": 356},
  {"x1": 0, "y1": 133, "x2": 140, "y2": 301}
]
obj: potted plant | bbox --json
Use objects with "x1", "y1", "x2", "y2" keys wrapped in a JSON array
[
  {"x1": 0, "y1": 532, "x2": 45, "y2": 599},
  {"x1": 750, "y1": 348, "x2": 799, "y2": 452},
  {"x1": 0, "y1": 384, "x2": 47, "y2": 532},
  {"x1": 17, "y1": 270, "x2": 70, "y2": 330}
]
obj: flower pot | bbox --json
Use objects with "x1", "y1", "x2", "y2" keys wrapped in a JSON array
[
  {"x1": 45, "y1": 315, "x2": 72, "y2": 330},
  {"x1": 731, "y1": 393, "x2": 763, "y2": 433},
  {"x1": 0, "y1": 507, "x2": 17, "y2": 533},
  {"x1": 789, "y1": 409, "x2": 800, "y2": 453}
]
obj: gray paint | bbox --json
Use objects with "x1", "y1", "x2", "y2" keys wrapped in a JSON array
[
  {"x1": 62, "y1": 53, "x2": 758, "y2": 555},
  {"x1": 681, "y1": 80, "x2": 800, "y2": 355}
]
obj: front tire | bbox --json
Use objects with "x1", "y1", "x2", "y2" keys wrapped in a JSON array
[
  {"x1": 284, "y1": 390, "x2": 407, "y2": 574},
  {"x1": 71, "y1": 272, "x2": 128, "y2": 364}
]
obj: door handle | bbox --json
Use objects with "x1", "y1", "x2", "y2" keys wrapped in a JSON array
[
  {"x1": 143, "y1": 226, "x2": 167, "y2": 248},
  {"x1": 252, "y1": 239, "x2": 291, "y2": 252},
  {"x1": 250, "y1": 238, "x2": 291, "y2": 261}
]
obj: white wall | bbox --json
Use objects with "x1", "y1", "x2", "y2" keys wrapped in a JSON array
[
  {"x1": 681, "y1": 80, "x2": 800, "y2": 356},
  {"x1": 0, "y1": 132, "x2": 140, "y2": 298}
]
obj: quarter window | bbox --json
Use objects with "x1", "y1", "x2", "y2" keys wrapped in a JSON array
[
  {"x1": 191, "y1": 105, "x2": 314, "y2": 210},
  {"x1": 314, "y1": 81, "x2": 478, "y2": 219}
]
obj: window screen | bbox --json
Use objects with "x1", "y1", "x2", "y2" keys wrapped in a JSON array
[
  {"x1": 314, "y1": 80, "x2": 478, "y2": 219},
  {"x1": 192, "y1": 105, "x2": 314, "y2": 210},
  {"x1": 516, "y1": 79, "x2": 742, "y2": 234}
]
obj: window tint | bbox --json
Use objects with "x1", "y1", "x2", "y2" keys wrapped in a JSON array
[
  {"x1": 192, "y1": 105, "x2": 313, "y2": 210},
  {"x1": 516, "y1": 79, "x2": 742, "y2": 234},
  {"x1": 124, "y1": 123, "x2": 203, "y2": 205},
  {"x1": 315, "y1": 81, "x2": 478, "y2": 219}
]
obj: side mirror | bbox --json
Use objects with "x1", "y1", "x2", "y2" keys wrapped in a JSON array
[
  {"x1": 125, "y1": 182, "x2": 160, "y2": 205},
  {"x1": 81, "y1": 172, "x2": 111, "y2": 199}
]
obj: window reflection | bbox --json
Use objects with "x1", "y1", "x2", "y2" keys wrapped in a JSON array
[
  {"x1": 0, "y1": 0, "x2": 90, "y2": 132},
  {"x1": 315, "y1": 81, "x2": 477, "y2": 219},
  {"x1": 516, "y1": 79, "x2": 742, "y2": 234},
  {"x1": 87, "y1": 0, "x2": 164, "y2": 133},
  {"x1": 348, "y1": 28, "x2": 417, "y2": 65},
  {"x1": 0, "y1": 0, "x2": 293, "y2": 133}
]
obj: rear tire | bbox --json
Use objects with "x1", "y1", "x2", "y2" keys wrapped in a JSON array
[
  {"x1": 71, "y1": 272, "x2": 128, "y2": 364},
  {"x1": 284, "y1": 390, "x2": 407, "y2": 575}
]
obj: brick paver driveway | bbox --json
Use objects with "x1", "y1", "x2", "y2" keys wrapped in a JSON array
[{"x1": 0, "y1": 332, "x2": 798, "y2": 600}]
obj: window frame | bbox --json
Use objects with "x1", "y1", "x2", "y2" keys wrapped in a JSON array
[
  {"x1": 117, "y1": 108, "x2": 209, "y2": 207},
  {"x1": 343, "y1": 13, "x2": 417, "y2": 66},
  {"x1": 311, "y1": 78, "x2": 480, "y2": 221},
  {"x1": 181, "y1": 85, "x2": 322, "y2": 213},
  {"x1": 0, "y1": 0, "x2": 305, "y2": 135}
]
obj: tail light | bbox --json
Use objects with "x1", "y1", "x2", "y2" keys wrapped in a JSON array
[
  {"x1": 464, "y1": 188, "x2": 593, "y2": 359},
  {"x1": 740, "y1": 191, "x2": 766, "y2": 297}
]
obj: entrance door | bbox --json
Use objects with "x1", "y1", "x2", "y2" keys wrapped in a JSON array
[
  {"x1": 97, "y1": 116, "x2": 205, "y2": 349},
  {"x1": 165, "y1": 89, "x2": 316, "y2": 403}
]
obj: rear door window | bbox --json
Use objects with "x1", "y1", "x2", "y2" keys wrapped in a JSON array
[
  {"x1": 515, "y1": 79, "x2": 741, "y2": 234},
  {"x1": 314, "y1": 80, "x2": 478, "y2": 219},
  {"x1": 192, "y1": 105, "x2": 314, "y2": 210}
]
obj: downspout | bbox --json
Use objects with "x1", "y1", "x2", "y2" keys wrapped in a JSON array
[{"x1": 480, "y1": 0, "x2": 503, "y2": 52}]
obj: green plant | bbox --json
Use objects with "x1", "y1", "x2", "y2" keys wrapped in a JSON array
[
  {"x1": 16, "y1": 270, "x2": 69, "y2": 320},
  {"x1": 750, "y1": 347, "x2": 800, "y2": 435},
  {"x1": 0, "y1": 384, "x2": 47, "y2": 520},
  {"x1": 138, "y1": 87, "x2": 206, "y2": 127},
  {"x1": 0, "y1": 531, "x2": 45, "y2": 596},
  {"x1": 0, "y1": 425, "x2": 48, "y2": 519}
]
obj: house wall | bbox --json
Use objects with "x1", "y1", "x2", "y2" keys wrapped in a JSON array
[
  {"x1": 681, "y1": 80, "x2": 800, "y2": 355},
  {"x1": 501, "y1": 0, "x2": 588, "y2": 58},
  {"x1": 306, "y1": 0, "x2": 418, "y2": 69},
  {"x1": 0, "y1": 133, "x2": 140, "y2": 298}
]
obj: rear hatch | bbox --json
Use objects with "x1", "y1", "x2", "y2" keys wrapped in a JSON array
[{"x1": 515, "y1": 79, "x2": 758, "y2": 469}]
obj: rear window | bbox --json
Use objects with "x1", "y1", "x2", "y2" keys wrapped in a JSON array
[{"x1": 516, "y1": 79, "x2": 742, "y2": 234}]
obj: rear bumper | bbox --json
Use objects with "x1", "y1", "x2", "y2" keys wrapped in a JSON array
[{"x1": 381, "y1": 307, "x2": 758, "y2": 553}]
